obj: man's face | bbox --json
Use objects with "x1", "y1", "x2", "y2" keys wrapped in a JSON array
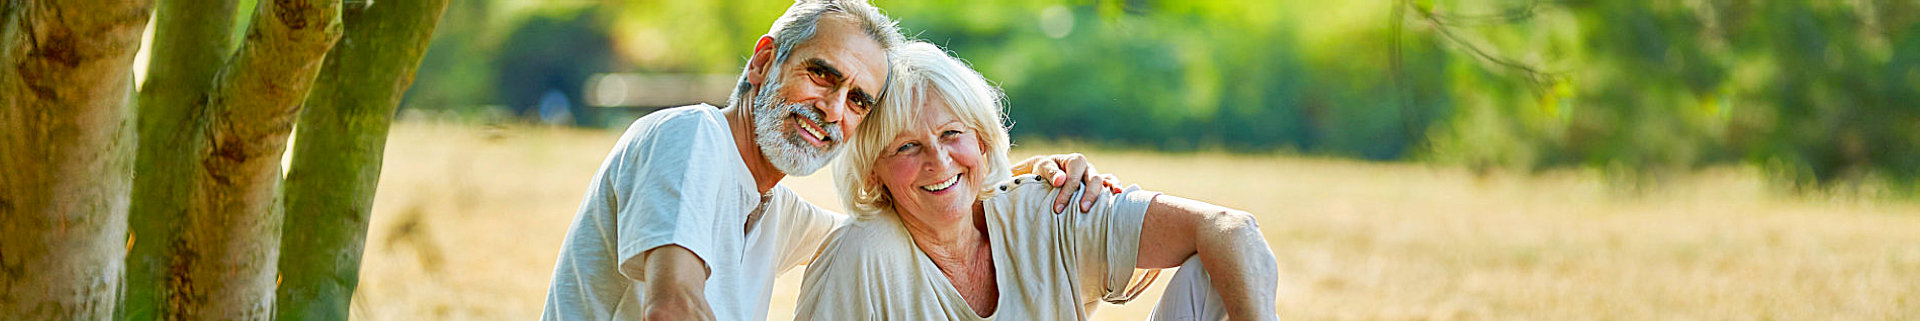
[{"x1": 751, "y1": 13, "x2": 889, "y2": 176}]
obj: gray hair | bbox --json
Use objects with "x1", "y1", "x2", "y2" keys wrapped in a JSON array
[{"x1": 727, "y1": 0, "x2": 905, "y2": 109}]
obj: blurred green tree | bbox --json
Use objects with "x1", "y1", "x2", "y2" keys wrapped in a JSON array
[{"x1": 404, "y1": 0, "x2": 1917, "y2": 189}]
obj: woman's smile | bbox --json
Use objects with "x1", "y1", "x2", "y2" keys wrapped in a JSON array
[{"x1": 920, "y1": 173, "x2": 963, "y2": 193}]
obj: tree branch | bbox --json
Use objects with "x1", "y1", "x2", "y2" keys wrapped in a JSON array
[
  {"x1": 0, "y1": 0, "x2": 154, "y2": 319},
  {"x1": 175, "y1": 0, "x2": 343, "y2": 318},
  {"x1": 121, "y1": 0, "x2": 241, "y2": 319},
  {"x1": 277, "y1": 0, "x2": 450, "y2": 318}
]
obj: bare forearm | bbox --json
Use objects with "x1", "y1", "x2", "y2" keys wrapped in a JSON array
[
  {"x1": 1195, "y1": 211, "x2": 1280, "y2": 320},
  {"x1": 631, "y1": 246, "x2": 717, "y2": 320}
]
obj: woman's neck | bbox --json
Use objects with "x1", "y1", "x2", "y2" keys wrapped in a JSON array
[
  {"x1": 901, "y1": 204, "x2": 988, "y2": 261},
  {"x1": 898, "y1": 202, "x2": 999, "y2": 316}
]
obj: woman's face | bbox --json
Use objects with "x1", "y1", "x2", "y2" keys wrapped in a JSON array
[{"x1": 872, "y1": 96, "x2": 986, "y2": 223}]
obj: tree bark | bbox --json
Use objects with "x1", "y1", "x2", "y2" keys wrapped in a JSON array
[
  {"x1": 171, "y1": 0, "x2": 342, "y2": 318},
  {"x1": 0, "y1": 0, "x2": 153, "y2": 319},
  {"x1": 121, "y1": 0, "x2": 240, "y2": 319},
  {"x1": 275, "y1": 0, "x2": 449, "y2": 319}
]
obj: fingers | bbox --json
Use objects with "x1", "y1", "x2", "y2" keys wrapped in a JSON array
[
  {"x1": 1053, "y1": 154, "x2": 1088, "y2": 213},
  {"x1": 1079, "y1": 163, "x2": 1103, "y2": 212},
  {"x1": 1034, "y1": 158, "x2": 1065, "y2": 185},
  {"x1": 1099, "y1": 173, "x2": 1122, "y2": 193}
]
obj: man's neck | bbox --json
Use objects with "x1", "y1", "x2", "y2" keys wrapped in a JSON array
[{"x1": 722, "y1": 104, "x2": 784, "y2": 194}]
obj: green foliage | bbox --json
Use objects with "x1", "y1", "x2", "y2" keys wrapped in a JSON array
[
  {"x1": 1420, "y1": 0, "x2": 1920, "y2": 188},
  {"x1": 882, "y1": 1, "x2": 1456, "y2": 158},
  {"x1": 491, "y1": 7, "x2": 618, "y2": 126},
  {"x1": 401, "y1": 0, "x2": 1920, "y2": 188}
]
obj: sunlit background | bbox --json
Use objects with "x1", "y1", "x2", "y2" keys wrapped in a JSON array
[{"x1": 342, "y1": 0, "x2": 1920, "y2": 319}]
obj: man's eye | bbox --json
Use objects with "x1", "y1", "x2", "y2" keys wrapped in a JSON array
[
  {"x1": 807, "y1": 68, "x2": 831, "y2": 84},
  {"x1": 852, "y1": 98, "x2": 872, "y2": 112}
]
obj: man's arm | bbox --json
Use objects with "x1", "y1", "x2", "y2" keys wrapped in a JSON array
[
  {"x1": 1135, "y1": 195, "x2": 1280, "y2": 321},
  {"x1": 1011, "y1": 153, "x2": 1124, "y2": 213},
  {"x1": 631, "y1": 245, "x2": 717, "y2": 321},
  {"x1": 602, "y1": 109, "x2": 737, "y2": 321}
]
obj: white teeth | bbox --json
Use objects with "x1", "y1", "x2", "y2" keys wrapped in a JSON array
[
  {"x1": 920, "y1": 174, "x2": 960, "y2": 192},
  {"x1": 798, "y1": 118, "x2": 827, "y2": 141}
]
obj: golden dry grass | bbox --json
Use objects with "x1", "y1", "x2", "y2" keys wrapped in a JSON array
[{"x1": 350, "y1": 121, "x2": 1920, "y2": 320}]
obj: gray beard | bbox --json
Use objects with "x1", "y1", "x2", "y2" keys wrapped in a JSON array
[{"x1": 750, "y1": 79, "x2": 843, "y2": 176}]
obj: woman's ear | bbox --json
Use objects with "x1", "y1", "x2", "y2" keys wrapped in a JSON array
[{"x1": 746, "y1": 35, "x2": 778, "y2": 86}]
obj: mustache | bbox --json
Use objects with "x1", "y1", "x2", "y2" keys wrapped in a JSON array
[{"x1": 782, "y1": 102, "x2": 843, "y2": 142}]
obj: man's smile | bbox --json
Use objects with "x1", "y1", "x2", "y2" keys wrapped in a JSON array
[{"x1": 793, "y1": 114, "x2": 832, "y2": 147}]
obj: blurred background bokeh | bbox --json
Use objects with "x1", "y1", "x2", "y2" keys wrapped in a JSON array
[
  {"x1": 349, "y1": 0, "x2": 1920, "y2": 319},
  {"x1": 402, "y1": 0, "x2": 1919, "y2": 189}
]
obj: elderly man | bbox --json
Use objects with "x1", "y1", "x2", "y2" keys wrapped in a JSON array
[{"x1": 541, "y1": 1, "x2": 1115, "y2": 320}]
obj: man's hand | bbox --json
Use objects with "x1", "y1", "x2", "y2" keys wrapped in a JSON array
[
  {"x1": 636, "y1": 246, "x2": 716, "y2": 321},
  {"x1": 1012, "y1": 153, "x2": 1123, "y2": 213}
]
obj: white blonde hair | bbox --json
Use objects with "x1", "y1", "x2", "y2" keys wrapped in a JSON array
[{"x1": 834, "y1": 42, "x2": 1013, "y2": 219}]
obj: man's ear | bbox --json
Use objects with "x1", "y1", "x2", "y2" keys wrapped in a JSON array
[{"x1": 746, "y1": 35, "x2": 778, "y2": 87}]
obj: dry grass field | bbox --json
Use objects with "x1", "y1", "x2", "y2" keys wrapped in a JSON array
[{"x1": 349, "y1": 121, "x2": 1920, "y2": 320}]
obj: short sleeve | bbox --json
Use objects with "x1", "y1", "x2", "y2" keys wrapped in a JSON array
[
  {"x1": 995, "y1": 174, "x2": 1163, "y2": 304},
  {"x1": 1094, "y1": 185, "x2": 1162, "y2": 303},
  {"x1": 607, "y1": 109, "x2": 747, "y2": 281},
  {"x1": 765, "y1": 186, "x2": 850, "y2": 272}
]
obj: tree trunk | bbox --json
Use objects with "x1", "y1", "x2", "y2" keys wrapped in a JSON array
[
  {"x1": 170, "y1": 0, "x2": 342, "y2": 318},
  {"x1": 275, "y1": 0, "x2": 449, "y2": 319},
  {"x1": 0, "y1": 0, "x2": 153, "y2": 319},
  {"x1": 121, "y1": 0, "x2": 239, "y2": 318}
]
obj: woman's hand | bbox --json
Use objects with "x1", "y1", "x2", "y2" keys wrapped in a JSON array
[{"x1": 1011, "y1": 153, "x2": 1123, "y2": 213}]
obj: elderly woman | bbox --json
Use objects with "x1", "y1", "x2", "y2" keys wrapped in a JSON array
[{"x1": 793, "y1": 42, "x2": 1279, "y2": 320}]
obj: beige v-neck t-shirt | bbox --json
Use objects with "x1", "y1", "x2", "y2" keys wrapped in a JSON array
[{"x1": 794, "y1": 174, "x2": 1163, "y2": 320}]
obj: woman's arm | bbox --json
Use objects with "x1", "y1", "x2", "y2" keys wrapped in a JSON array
[{"x1": 1135, "y1": 194, "x2": 1279, "y2": 320}]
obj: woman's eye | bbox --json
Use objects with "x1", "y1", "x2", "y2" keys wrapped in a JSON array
[
  {"x1": 941, "y1": 130, "x2": 962, "y2": 138},
  {"x1": 894, "y1": 142, "x2": 919, "y2": 153}
]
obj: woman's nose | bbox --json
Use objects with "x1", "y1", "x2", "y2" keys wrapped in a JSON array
[{"x1": 923, "y1": 140, "x2": 954, "y2": 170}]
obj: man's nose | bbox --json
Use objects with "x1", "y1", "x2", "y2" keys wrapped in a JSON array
[{"x1": 815, "y1": 88, "x2": 850, "y2": 123}]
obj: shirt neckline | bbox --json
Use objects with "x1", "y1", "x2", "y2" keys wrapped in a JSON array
[{"x1": 902, "y1": 203, "x2": 1010, "y2": 320}]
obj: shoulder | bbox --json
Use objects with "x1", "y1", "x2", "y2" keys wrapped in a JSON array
[
  {"x1": 814, "y1": 214, "x2": 915, "y2": 262},
  {"x1": 620, "y1": 104, "x2": 728, "y2": 142},
  {"x1": 985, "y1": 174, "x2": 1057, "y2": 203},
  {"x1": 797, "y1": 216, "x2": 917, "y2": 317},
  {"x1": 807, "y1": 214, "x2": 919, "y2": 281},
  {"x1": 983, "y1": 174, "x2": 1161, "y2": 225},
  {"x1": 763, "y1": 185, "x2": 847, "y2": 229},
  {"x1": 609, "y1": 105, "x2": 734, "y2": 162},
  {"x1": 982, "y1": 174, "x2": 1063, "y2": 216}
]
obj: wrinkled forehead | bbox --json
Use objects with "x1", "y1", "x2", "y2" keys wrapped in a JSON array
[{"x1": 789, "y1": 13, "x2": 889, "y2": 93}]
